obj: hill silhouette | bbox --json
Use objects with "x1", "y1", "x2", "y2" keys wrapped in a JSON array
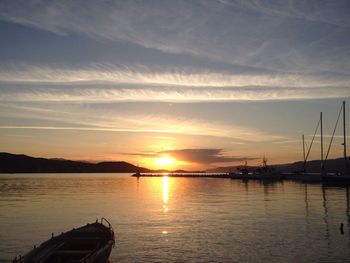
[
  {"x1": 2, "y1": 152, "x2": 348, "y2": 174},
  {"x1": 0, "y1": 152, "x2": 150, "y2": 173}
]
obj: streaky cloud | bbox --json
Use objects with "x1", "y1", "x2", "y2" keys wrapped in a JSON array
[
  {"x1": 0, "y1": 0, "x2": 349, "y2": 74},
  {"x1": 0, "y1": 84, "x2": 348, "y2": 102},
  {"x1": 0, "y1": 102, "x2": 287, "y2": 142},
  {"x1": 1, "y1": 63, "x2": 349, "y2": 88},
  {"x1": 0, "y1": 64, "x2": 349, "y2": 102},
  {"x1": 0, "y1": 125, "x2": 174, "y2": 133}
]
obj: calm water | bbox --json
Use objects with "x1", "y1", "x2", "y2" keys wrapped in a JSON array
[{"x1": 0, "y1": 174, "x2": 350, "y2": 262}]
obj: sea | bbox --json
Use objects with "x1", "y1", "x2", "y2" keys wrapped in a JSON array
[{"x1": 0, "y1": 173, "x2": 349, "y2": 262}]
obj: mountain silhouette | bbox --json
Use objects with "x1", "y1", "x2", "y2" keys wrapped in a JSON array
[
  {"x1": 2, "y1": 152, "x2": 348, "y2": 174},
  {"x1": 0, "y1": 152, "x2": 150, "y2": 173}
]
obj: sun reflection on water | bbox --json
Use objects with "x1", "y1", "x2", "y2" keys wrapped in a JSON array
[
  {"x1": 162, "y1": 176, "x2": 169, "y2": 235},
  {"x1": 162, "y1": 176, "x2": 169, "y2": 212}
]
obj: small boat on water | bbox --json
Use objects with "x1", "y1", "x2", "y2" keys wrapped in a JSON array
[
  {"x1": 13, "y1": 218, "x2": 115, "y2": 263},
  {"x1": 230, "y1": 158, "x2": 283, "y2": 180},
  {"x1": 132, "y1": 171, "x2": 141, "y2": 177}
]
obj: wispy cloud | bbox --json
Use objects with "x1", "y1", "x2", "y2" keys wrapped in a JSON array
[
  {"x1": 1, "y1": 64, "x2": 349, "y2": 102},
  {"x1": 0, "y1": 0, "x2": 349, "y2": 74},
  {"x1": 223, "y1": 1, "x2": 350, "y2": 28},
  {"x1": 1, "y1": 63, "x2": 349, "y2": 88},
  {"x1": 1, "y1": 84, "x2": 348, "y2": 102},
  {"x1": 0, "y1": 125, "x2": 174, "y2": 133},
  {"x1": 0, "y1": 102, "x2": 286, "y2": 142}
]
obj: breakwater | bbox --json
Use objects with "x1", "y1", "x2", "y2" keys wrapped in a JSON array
[
  {"x1": 132, "y1": 173, "x2": 232, "y2": 178},
  {"x1": 132, "y1": 172, "x2": 350, "y2": 184}
]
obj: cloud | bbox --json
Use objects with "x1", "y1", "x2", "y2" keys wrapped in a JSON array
[
  {"x1": 1, "y1": 84, "x2": 348, "y2": 102},
  {"x1": 0, "y1": 102, "x2": 287, "y2": 142},
  {"x1": 125, "y1": 148, "x2": 257, "y2": 164},
  {"x1": 0, "y1": 0, "x2": 349, "y2": 74},
  {"x1": 0, "y1": 64, "x2": 349, "y2": 102},
  {"x1": 0, "y1": 125, "x2": 172, "y2": 133},
  {"x1": 1, "y1": 63, "x2": 349, "y2": 87},
  {"x1": 223, "y1": 1, "x2": 350, "y2": 28}
]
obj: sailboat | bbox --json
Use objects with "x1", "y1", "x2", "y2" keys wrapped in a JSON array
[
  {"x1": 299, "y1": 101, "x2": 349, "y2": 183},
  {"x1": 322, "y1": 101, "x2": 349, "y2": 183},
  {"x1": 299, "y1": 113, "x2": 324, "y2": 182}
]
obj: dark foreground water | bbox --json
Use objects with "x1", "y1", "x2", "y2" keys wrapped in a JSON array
[{"x1": 0, "y1": 174, "x2": 350, "y2": 262}]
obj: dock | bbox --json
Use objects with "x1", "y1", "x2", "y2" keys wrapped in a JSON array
[
  {"x1": 132, "y1": 172, "x2": 350, "y2": 184},
  {"x1": 132, "y1": 173, "x2": 232, "y2": 178}
]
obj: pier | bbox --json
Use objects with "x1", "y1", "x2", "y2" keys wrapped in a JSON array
[
  {"x1": 132, "y1": 173, "x2": 232, "y2": 178},
  {"x1": 132, "y1": 172, "x2": 350, "y2": 185}
]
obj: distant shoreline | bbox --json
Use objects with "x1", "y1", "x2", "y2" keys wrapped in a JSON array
[
  {"x1": 0, "y1": 152, "x2": 202, "y2": 174},
  {"x1": 1, "y1": 152, "x2": 348, "y2": 174}
]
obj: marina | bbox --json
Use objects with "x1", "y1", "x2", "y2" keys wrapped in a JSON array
[{"x1": 134, "y1": 101, "x2": 350, "y2": 185}]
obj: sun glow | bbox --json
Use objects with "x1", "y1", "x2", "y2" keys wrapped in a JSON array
[{"x1": 155, "y1": 156, "x2": 174, "y2": 167}]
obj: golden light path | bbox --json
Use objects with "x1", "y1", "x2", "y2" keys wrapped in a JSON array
[
  {"x1": 162, "y1": 176, "x2": 169, "y2": 206},
  {"x1": 162, "y1": 175, "x2": 169, "y2": 235}
]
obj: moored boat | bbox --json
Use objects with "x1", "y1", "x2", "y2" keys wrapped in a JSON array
[
  {"x1": 321, "y1": 101, "x2": 349, "y2": 183},
  {"x1": 296, "y1": 101, "x2": 349, "y2": 184},
  {"x1": 230, "y1": 172, "x2": 283, "y2": 180},
  {"x1": 13, "y1": 218, "x2": 115, "y2": 263},
  {"x1": 322, "y1": 173, "x2": 350, "y2": 184},
  {"x1": 241, "y1": 173, "x2": 282, "y2": 180},
  {"x1": 132, "y1": 171, "x2": 141, "y2": 177},
  {"x1": 230, "y1": 158, "x2": 283, "y2": 180}
]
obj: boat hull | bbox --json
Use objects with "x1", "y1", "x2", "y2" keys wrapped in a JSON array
[
  {"x1": 14, "y1": 219, "x2": 115, "y2": 263},
  {"x1": 230, "y1": 173, "x2": 283, "y2": 180},
  {"x1": 322, "y1": 174, "x2": 350, "y2": 184}
]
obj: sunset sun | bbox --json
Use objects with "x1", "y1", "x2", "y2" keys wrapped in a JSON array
[{"x1": 155, "y1": 156, "x2": 174, "y2": 167}]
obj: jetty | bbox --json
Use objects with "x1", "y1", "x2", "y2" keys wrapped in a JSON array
[
  {"x1": 132, "y1": 171, "x2": 350, "y2": 184},
  {"x1": 132, "y1": 173, "x2": 232, "y2": 178}
]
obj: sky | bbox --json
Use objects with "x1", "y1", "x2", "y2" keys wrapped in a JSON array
[{"x1": 0, "y1": 0, "x2": 349, "y2": 170}]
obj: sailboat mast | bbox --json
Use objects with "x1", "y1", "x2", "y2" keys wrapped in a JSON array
[
  {"x1": 302, "y1": 134, "x2": 306, "y2": 170},
  {"x1": 343, "y1": 101, "x2": 348, "y2": 173},
  {"x1": 320, "y1": 112, "x2": 324, "y2": 171}
]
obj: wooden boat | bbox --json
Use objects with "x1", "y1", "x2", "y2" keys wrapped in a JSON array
[{"x1": 13, "y1": 218, "x2": 115, "y2": 263}]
